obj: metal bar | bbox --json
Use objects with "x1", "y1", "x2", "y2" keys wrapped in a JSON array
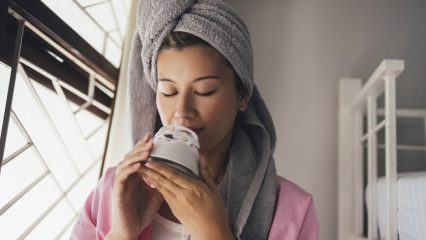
[
  {"x1": 373, "y1": 120, "x2": 386, "y2": 134},
  {"x1": 0, "y1": 0, "x2": 10, "y2": 55},
  {"x1": 73, "y1": 102, "x2": 91, "y2": 115},
  {"x1": 367, "y1": 96, "x2": 378, "y2": 240},
  {"x1": 16, "y1": 72, "x2": 98, "y2": 225},
  {"x1": 108, "y1": 0, "x2": 123, "y2": 41},
  {"x1": 14, "y1": 158, "x2": 101, "y2": 238},
  {"x1": 0, "y1": 110, "x2": 36, "y2": 166},
  {"x1": 82, "y1": 0, "x2": 110, "y2": 9},
  {"x1": 16, "y1": 110, "x2": 82, "y2": 218},
  {"x1": 360, "y1": 134, "x2": 368, "y2": 143},
  {"x1": 377, "y1": 144, "x2": 426, "y2": 151},
  {"x1": 72, "y1": 0, "x2": 110, "y2": 34},
  {"x1": 54, "y1": 215, "x2": 78, "y2": 240},
  {"x1": 50, "y1": 76, "x2": 96, "y2": 161},
  {"x1": 8, "y1": 8, "x2": 116, "y2": 91},
  {"x1": 58, "y1": 80, "x2": 111, "y2": 114},
  {"x1": 10, "y1": 109, "x2": 34, "y2": 146},
  {"x1": 0, "y1": 19, "x2": 24, "y2": 174},
  {"x1": 85, "y1": 120, "x2": 107, "y2": 140},
  {"x1": 360, "y1": 120, "x2": 386, "y2": 143},
  {"x1": 378, "y1": 108, "x2": 426, "y2": 118},
  {"x1": 1, "y1": 142, "x2": 32, "y2": 166},
  {"x1": 18, "y1": 191, "x2": 64, "y2": 240},
  {"x1": 350, "y1": 60, "x2": 404, "y2": 112},
  {"x1": 95, "y1": 81, "x2": 114, "y2": 98},
  {"x1": 384, "y1": 76, "x2": 398, "y2": 240},
  {"x1": 74, "y1": 74, "x2": 96, "y2": 114},
  {"x1": 17, "y1": 63, "x2": 82, "y2": 176},
  {"x1": 98, "y1": 87, "x2": 115, "y2": 178},
  {"x1": 88, "y1": 74, "x2": 96, "y2": 100},
  {"x1": 102, "y1": 31, "x2": 108, "y2": 55},
  {"x1": 106, "y1": 29, "x2": 123, "y2": 49},
  {"x1": 0, "y1": 169, "x2": 49, "y2": 215},
  {"x1": 354, "y1": 109, "x2": 363, "y2": 235},
  {"x1": 19, "y1": 58, "x2": 111, "y2": 115},
  {"x1": 9, "y1": 1, "x2": 119, "y2": 86},
  {"x1": 424, "y1": 118, "x2": 426, "y2": 162},
  {"x1": 63, "y1": 158, "x2": 100, "y2": 196},
  {"x1": 29, "y1": 140, "x2": 79, "y2": 213}
]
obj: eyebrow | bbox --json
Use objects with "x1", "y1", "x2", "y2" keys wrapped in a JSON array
[{"x1": 158, "y1": 75, "x2": 221, "y2": 83}]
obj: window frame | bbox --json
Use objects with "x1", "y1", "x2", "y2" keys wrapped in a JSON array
[{"x1": 0, "y1": 0, "x2": 121, "y2": 175}]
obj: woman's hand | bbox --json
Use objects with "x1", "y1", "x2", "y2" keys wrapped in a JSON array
[
  {"x1": 139, "y1": 159, "x2": 234, "y2": 240},
  {"x1": 106, "y1": 134, "x2": 164, "y2": 240}
]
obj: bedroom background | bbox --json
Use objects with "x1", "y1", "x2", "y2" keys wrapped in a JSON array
[{"x1": 221, "y1": 1, "x2": 426, "y2": 239}]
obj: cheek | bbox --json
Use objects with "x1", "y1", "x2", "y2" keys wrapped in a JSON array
[
  {"x1": 204, "y1": 99, "x2": 235, "y2": 120},
  {"x1": 200, "y1": 93, "x2": 238, "y2": 129},
  {"x1": 156, "y1": 95, "x2": 172, "y2": 125}
]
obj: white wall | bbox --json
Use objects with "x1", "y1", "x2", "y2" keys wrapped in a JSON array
[{"x1": 224, "y1": 1, "x2": 426, "y2": 239}]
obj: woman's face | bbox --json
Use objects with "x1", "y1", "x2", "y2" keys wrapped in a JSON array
[{"x1": 156, "y1": 45, "x2": 248, "y2": 154}]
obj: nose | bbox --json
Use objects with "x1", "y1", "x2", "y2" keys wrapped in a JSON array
[{"x1": 174, "y1": 91, "x2": 196, "y2": 120}]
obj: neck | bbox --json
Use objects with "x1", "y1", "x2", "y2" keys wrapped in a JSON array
[{"x1": 200, "y1": 128, "x2": 233, "y2": 184}]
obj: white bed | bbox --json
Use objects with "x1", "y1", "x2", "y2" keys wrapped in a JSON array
[
  {"x1": 338, "y1": 59, "x2": 426, "y2": 240},
  {"x1": 366, "y1": 172, "x2": 426, "y2": 240},
  {"x1": 396, "y1": 172, "x2": 426, "y2": 240}
]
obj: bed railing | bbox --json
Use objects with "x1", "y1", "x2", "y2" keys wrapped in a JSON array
[
  {"x1": 377, "y1": 109, "x2": 426, "y2": 152},
  {"x1": 338, "y1": 59, "x2": 404, "y2": 240}
]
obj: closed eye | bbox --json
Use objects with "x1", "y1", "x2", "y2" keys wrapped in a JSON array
[
  {"x1": 162, "y1": 92, "x2": 177, "y2": 97},
  {"x1": 195, "y1": 90, "x2": 217, "y2": 96}
]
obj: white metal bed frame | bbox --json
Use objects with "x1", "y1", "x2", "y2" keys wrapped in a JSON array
[{"x1": 338, "y1": 59, "x2": 407, "y2": 240}]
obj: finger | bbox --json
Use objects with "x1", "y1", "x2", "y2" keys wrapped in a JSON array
[
  {"x1": 144, "y1": 161, "x2": 196, "y2": 189},
  {"x1": 127, "y1": 136, "x2": 153, "y2": 156},
  {"x1": 135, "y1": 133, "x2": 151, "y2": 147},
  {"x1": 116, "y1": 161, "x2": 142, "y2": 184},
  {"x1": 117, "y1": 151, "x2": 150, "y2": 173},
  {"x1": 121, "y1": 137, "x2": 153, "y2": 164},
  {"x1": 126, "y1": 139, "x2": 154, "y2": 158},
  {"x1": 139, "y1": 165, "x2": 178, "y2": 198},
  {"x1": 199, "y1": 159, "x2": 218, "y2": 192}
]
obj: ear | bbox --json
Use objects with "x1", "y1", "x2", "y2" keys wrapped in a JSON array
[{"x1": 238, "y1": 94, "x2": 249, "y2": 111}]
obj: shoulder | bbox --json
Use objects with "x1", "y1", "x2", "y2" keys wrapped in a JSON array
[
  {"x1": 268, "y1": 176, "x2": 319, "y2": 239},
  {"x1": 276, "y1": 176, "x2": 314, "y2": 211},
  {"x1": 100, "y1": 167, "x2": 117, "y2": 190}
]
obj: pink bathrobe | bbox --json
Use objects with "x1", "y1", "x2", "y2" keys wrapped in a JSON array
[{"x1": 70, "y1": 167, "x2": 319, "y2": 240}]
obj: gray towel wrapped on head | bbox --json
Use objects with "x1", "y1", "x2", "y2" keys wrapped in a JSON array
[{"x1": 128, "y1": 0, "x2": 278, "y2": 239}]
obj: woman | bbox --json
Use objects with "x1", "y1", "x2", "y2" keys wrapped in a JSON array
[{"x1": 71, "y1": 1, "x2": 319, "y2": 239}]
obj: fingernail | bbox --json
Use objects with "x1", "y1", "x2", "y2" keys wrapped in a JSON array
[
  {"x1": 142, "y1": 176, "x2": 156, "y2": 188},
  {"x1": 143, "y1": 134, "x2": 149, "y2": 141},
  {"x1": 142, "y1": 176, "x2": 151, "y2": 185},
  {"x1": 145, "y1": 162, "x2": 155, "y2": 169}
]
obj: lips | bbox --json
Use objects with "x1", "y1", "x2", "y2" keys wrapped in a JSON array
[
  {"x1": 185, "y1": 126, "x2": 204, "y2": 135},
  {"x1": 171, "y1": 123, "x2": 204, "y2": 135}
]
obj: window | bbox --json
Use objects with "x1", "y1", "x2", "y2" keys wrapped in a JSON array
[
  {"x1": 0, "y1": 0, "x2": 130, "y2": 238},
  {"x1": 41, "y1": 0, "x2": 132, "y2": 67}
]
